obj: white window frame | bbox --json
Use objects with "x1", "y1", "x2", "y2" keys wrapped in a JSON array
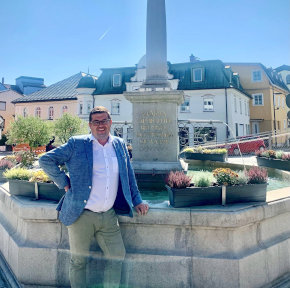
[
  {"x1": 111, "y1": 100, "x2": 120, "y2": 115},
  {"x1": 192, "y1": 68, "x2": 203, "y2": 82},
  {"x1": 284, "y1": 119, "x2": 287, "y2": 130},
  {"x1": 180, "y1": 96, "x2": 190, "y2": 113},
  {"x1": 252, "y1": 93, "x2": 264, "y2": 106},
  {"x1": 23, "y1": 107, "x2": 27, "y2": 117},
  {"x1": 35, "y1": 107, "x2": 41, "y2": 118},
  {"x1": 79, "y1": 103, "x2": 83, "y2": 115},
  {"x1": 239, "y1": 99, "x2": 242, "y2": 114},
  {"x1": 87, "y1": 102, "x2": 92, "y2": 114},
  {"x1": 113, "y1": 74, "x2": 121, "y2": 87},
  {"x1": 48, "y1": 106, "x2": 54, "y2": 120},
  {"x1": 252, "y1": 70, "x2": 262, "y2": 82},
  {"x1": 203, "y1": 97, "x2": 214, "y2": 112},
  {"x1": 244, "y1": 101, "x2": 247, "y2": 116}
]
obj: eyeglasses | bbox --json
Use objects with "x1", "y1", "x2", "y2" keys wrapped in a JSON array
[{"x1": 90, "y1": 119, "x2": 111, "y2": 126}]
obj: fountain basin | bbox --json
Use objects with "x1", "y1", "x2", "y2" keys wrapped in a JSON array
[{"x1": 0, "y1": 183, "x2": 290, "y2": 287}]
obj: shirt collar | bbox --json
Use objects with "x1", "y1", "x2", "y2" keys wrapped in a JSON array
[{"x1": 89, "y1": 134, "x2": 113, "y2": 145}]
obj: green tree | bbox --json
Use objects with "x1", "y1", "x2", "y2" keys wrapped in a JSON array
[
  {"x1": 54, "y1": 113, "x2": 88, "y2": 144},
  {"x1": 6, "y1": 116, "x2": 51, "y2": 150}
]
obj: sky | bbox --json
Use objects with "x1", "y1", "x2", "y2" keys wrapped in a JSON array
[{"x1": 1, "y1": 0, "x2": 289, "y2": 86}]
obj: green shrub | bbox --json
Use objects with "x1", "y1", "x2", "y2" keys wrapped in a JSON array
[
  {"x1": 3, "y1": 167, "x2": 32, "y2": 180},
  {"x1": 194, "y1": 175, "x2": 211, "y2": 187}
]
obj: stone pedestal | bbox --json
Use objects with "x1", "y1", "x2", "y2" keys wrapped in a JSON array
[{"x1": 124, "y1": 90, "x2": 184, "y2": 173}]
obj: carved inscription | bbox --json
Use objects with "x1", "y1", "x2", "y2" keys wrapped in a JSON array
[{"x1": 137, "y1": 110, "x2": 173, "y2": 150}]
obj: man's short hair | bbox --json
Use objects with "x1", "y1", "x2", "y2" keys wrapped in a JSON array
[{"x1": 89, "y1": 106, "x2": 111, "y2": 122}]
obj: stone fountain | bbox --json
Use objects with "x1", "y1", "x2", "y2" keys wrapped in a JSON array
[{"x1": 124, "y1": 0, "x2": 185, "y2": 174}]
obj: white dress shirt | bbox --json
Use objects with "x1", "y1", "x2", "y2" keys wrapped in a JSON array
[{"x1": 85, "y1": 134, "x2": 119, "y2": 212}]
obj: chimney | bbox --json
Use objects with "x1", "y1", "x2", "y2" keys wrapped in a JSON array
[
  {"x1": 1, "y1": 77, "x2": 4, "y2": 84},
  {"x1": 189, "y1": 54, "x2": 199, "y2": 63}
]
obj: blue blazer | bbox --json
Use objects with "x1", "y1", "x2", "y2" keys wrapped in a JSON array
[{"x1": 39, "y1": 135, "x2": 143, "y2": 226}]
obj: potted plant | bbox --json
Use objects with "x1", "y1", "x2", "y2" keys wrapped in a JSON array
[
  {"x1": 256, "y1": 150, "x2": 290, "y2": 171},
  {"x1": 182, "y1": 146, "x2": 227, "y2": 162},
  {"x1": 214, "y1": 167, "x2": 268, "y2": 204},
  {"x1": 3, "y1": 167, "x2": 34, "y2": 197},
  {"x1": 29, "y1": 170, "x2": 65, "y2": 201},
  {"x1": 165, "y1": 170, "x2": 221, "y2": 208},
  {"x1": 3, "y1": 168, "x2": 65, "y2": 201},
  {"x1": 0, "y1": 159, "x2": 15, "y2": 181}
]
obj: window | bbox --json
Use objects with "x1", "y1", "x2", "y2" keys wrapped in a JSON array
[
  {"x1": 0, "y1": 101, "x2": 6, "y2": 111},
  {"x1": 239, "y1": 99, "x2": 242, "y2": 114},
  {"x1": 180, "y1": 97, "x2": 190, "y2": 112},
  {"x1": 192, "y1": 68, "x2": 203, "y2": 82},
  {"x1": 252, "y1": 93, "x2": 264, "y2": 106},
  {"x1": 23, "y1": 108, "x2": 27, "y2": 117},
  {"x1": 111, "y1": 101, "x2": 120, "y2": 115},
  {"x1": 252, "y1": 70, "x2": 262, "y2": 82},
  {"x1": 203, "y1": 98, "x2": 214, "y2": 111},
  {"x1": 35, "y1": 107, "x2": 41, "y2": 118},
  {"x1": 113, "y1": 74, "x2": 121, "y2": 87},
  {"x1": 62, "y1": 105, "x2": 68, "y2": 114},
  {"x1": 284, "y1": 119, "x2": 287, "y2": 130},
  {"x1": 87, "y1": 102, "x2": 92, "y2": 114},
  {"x1": 286, "y1": 74, "x2": 290, "y2": 84},
  {"x1": 234, "y1": 97, "x2": 237, "y2": 112},
  {"x1": 79, "y1": 103, "x2": 83, "y2": 115},
  {"x1": 235, "y1": 123, "x2": 238, "y2": 137},
  {"x1": 48, "y1": 106, "x2": 54, "y2": 120},
  {"x1": 244, "y1": 101, "x2": 247, "y2": 116},
  {"x1": 282, "y1": 98, "x2": 285, "y2": 108}
]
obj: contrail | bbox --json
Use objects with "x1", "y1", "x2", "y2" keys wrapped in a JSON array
[{"x1": 98, "y1": 28, "x2": 110, "y2": 41}]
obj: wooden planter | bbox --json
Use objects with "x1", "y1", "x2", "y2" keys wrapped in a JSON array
[
  {"x1": 166, "y1": 183, "x2": 267, "y2": 208},
  {"x1": 225, "y1": 183, "x2": 267, "y2": 204},
  {"x1": 0, "y1": 169, "x2": 6, "y2": 182},
  {"x1": 8, "y1": 179, "x2": 65, "y2": 201},
  {"x1": 166, "y1": 185, "x2": 222, "y2": 208},
  {"x1": 184, "y1": 152, "x2": 226, "y2": 162},
  {"x1": 257, "y1": 157, "x2": 290, "y2": 172}
]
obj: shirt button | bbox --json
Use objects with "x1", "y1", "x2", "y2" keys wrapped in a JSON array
[{"x1": 84, "y1": 200, "x2": 87, "y2": 203}]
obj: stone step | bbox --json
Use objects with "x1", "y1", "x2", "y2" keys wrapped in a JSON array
[{"x1": 0, "y1": 252, "x2": 22, "y2": 288}]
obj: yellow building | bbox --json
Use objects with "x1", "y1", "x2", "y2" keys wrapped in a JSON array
[
  {"x1": 0, "y1": 87, "x2": 23, "y2": 134},
  {"x1": 228, "y1": 63, "x2": 289, "y2": 135}
]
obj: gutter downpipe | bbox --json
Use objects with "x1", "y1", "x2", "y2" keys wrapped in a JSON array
[{"x1": 225, "y1": 88, "x2": 229, "y2": 140}]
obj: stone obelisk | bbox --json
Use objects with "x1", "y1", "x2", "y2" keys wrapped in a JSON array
[
  {"x1": 124, "y1": 0, "x2": 184, "y2": 174},
  {"x1": 143, "y1": 0, "x2": 169, "y2": 88}
]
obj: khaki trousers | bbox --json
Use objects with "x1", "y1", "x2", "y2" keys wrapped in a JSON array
[{"x1": 67, "y1": 209, "x2": 126, "y2": 288}]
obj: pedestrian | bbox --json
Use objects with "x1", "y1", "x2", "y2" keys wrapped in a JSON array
[{"x1": 39, "y1": 106, "x2": 149, "y2": 288}]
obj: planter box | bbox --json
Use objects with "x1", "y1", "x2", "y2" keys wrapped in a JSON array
[
  {"x1": 225, "y1": 183, "x2": 267, "y2": 204},
  {"x1": 8, "y1": 179, "x2": 65, "y2": 201},
  {"x1": 8, "y1": 179, "x2": 35, "y2": 197},
  {"x1": 184, "y1": 152, "x2": 226, "y2": 162},
  {"x1": 0, "y1": 169, "x2": 6, "y2": 182},
  {"x1": 166, "y1": 185, "x2": 222, "y2": 208},
  {"x1": 257, "y1": 157, "x2": 290, "y2": 172},
  {"x1": 166, "y1": 183, "x2": 267, "y2": 208}
]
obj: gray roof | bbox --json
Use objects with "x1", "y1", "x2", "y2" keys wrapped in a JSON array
[
  {"x1": 12, "y1": 72, "x2": 86, "y2": 103},
  {"x1": 0, "y1": 83, "x2": 7, "y2": 92},
  {"x1": 274, "y1": 65, "x2": 290, "y2": 72}
]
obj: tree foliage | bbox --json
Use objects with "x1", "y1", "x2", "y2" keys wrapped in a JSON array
[
  {"x1": 6, "y1": 116, "x2": 51, "y2": 150},
  {"x1": 54, "y1": 113, "x2": 88, "y2": 144}
]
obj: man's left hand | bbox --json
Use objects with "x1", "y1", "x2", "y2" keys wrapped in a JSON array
[{"x1": 134, "y1": 203, "x2": 149, "y2": 215}]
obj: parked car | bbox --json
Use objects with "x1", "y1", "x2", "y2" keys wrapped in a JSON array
[{"x1": 224, "y1": 136, "x2": 266, "y2": 156}]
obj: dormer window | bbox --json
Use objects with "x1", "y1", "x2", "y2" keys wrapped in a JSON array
[
  {"x1": 252, "y1": 70, "x2": 262, "y2": 82},
  {"x1": 192, "y1": 68, "x2": 203, "y2": 82},
  {"x1": 113, "y1": 74, "x2": 121, "y2": 87},
  {"x1": 286, "y1": 74, "x2": 290, "y2": 84}
]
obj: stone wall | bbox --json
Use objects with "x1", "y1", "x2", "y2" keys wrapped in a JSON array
[{"x1": 0, "y1": 187, "x2": 290, "y2": 287}]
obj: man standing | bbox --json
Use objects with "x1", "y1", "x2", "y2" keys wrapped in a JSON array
[{"x1": 39, "y1": 106, "x2": 149, "y2": 288}]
